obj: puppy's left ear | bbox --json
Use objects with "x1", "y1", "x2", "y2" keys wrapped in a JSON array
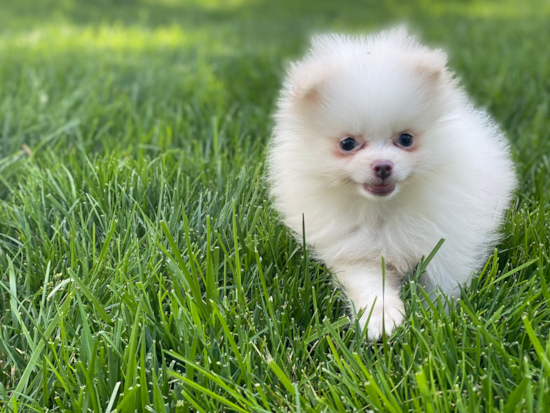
[
  {"x1": 411, "y1": 49, "x2": 448, "y2": 84},
  {"x1": 288, "y1": 60, "x2": 332, "y2": 105}
]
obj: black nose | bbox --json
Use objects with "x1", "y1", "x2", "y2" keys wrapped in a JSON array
[{"x1": 372, "y1": 161, "x2": 393, "y2": 180}]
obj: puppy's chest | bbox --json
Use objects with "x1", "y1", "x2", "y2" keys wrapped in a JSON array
[{"x1": 355, "y1": 216, "x2": 424, "y2": 262}]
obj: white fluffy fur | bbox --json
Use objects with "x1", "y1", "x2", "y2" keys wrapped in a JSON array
[{"x1": 267, "y1": 29, "x2": 516, "y2": 340}]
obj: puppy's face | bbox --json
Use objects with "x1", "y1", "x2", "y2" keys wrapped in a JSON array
[
  {"x1": 285, "y1": 36, "x2": 452, "y2": 201},
  {"x1": 330, "y1": 130, "x2": 420, "y2": 201}
]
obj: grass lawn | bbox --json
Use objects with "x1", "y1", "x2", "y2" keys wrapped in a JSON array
[{"x1": 1, "y1": 0, "x2": 550, "y2": 411}]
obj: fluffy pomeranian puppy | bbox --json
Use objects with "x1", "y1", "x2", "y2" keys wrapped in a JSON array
[{"x1": 267, "y1": 29, "x2": 516, "y2": 340}]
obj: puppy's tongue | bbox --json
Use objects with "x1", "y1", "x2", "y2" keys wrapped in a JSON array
[{"x1": 364, "y1": 182, "x2": 395, "y2": 196}]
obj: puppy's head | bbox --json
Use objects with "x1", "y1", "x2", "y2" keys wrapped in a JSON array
[{"x1": 279, "y1": 29, "x2": 457, "y2": 201}]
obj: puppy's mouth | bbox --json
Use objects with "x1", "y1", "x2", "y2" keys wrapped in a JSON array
[{"x1": 363, "y1": 182, "x2": 395, "y2": 197}]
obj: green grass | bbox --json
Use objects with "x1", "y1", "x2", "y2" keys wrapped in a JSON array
[{"x1": 0, "y1": 0, "x2": 549, "y2": 411}]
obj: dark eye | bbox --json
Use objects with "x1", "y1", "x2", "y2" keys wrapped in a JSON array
[
  {"x1": 397, "y1": 133, "x2": 413, "y2": 148},
  {"x1": 340, "y1": 137, "x2": 358, "y2": 152}
]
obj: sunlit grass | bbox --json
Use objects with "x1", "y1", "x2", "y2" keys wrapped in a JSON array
[
  {"x1": 0, "y1": 0, "x2": 549, "y2": 411},
  {"x1": 0, "y1": 25, "x2": 226, "y2": 52}
]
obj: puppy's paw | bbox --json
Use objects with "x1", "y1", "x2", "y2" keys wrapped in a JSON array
[{"x1": 359, "y1": 296, "x2": 405, "y2": 341}]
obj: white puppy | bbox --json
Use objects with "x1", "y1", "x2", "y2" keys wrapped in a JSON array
[{"x1": 267, "y1": 29, "x2": 516, "y2": 340}]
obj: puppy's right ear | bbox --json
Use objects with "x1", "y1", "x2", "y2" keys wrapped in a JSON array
[
  {"x1": 411, "y1": 49, "x2": 448, "y2": 85},
  {"x1": 288, "y1": 61, "x2": 330, "y2": 104}
]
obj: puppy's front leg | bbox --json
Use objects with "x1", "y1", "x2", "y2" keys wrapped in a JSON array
[{"x1": 333, "y1": 262, "x2": 405, "y2": 340}]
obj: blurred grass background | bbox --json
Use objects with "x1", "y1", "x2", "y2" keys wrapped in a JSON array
[{"x1": 0, "y1": 0, "x2": 549, "y2": 411}]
